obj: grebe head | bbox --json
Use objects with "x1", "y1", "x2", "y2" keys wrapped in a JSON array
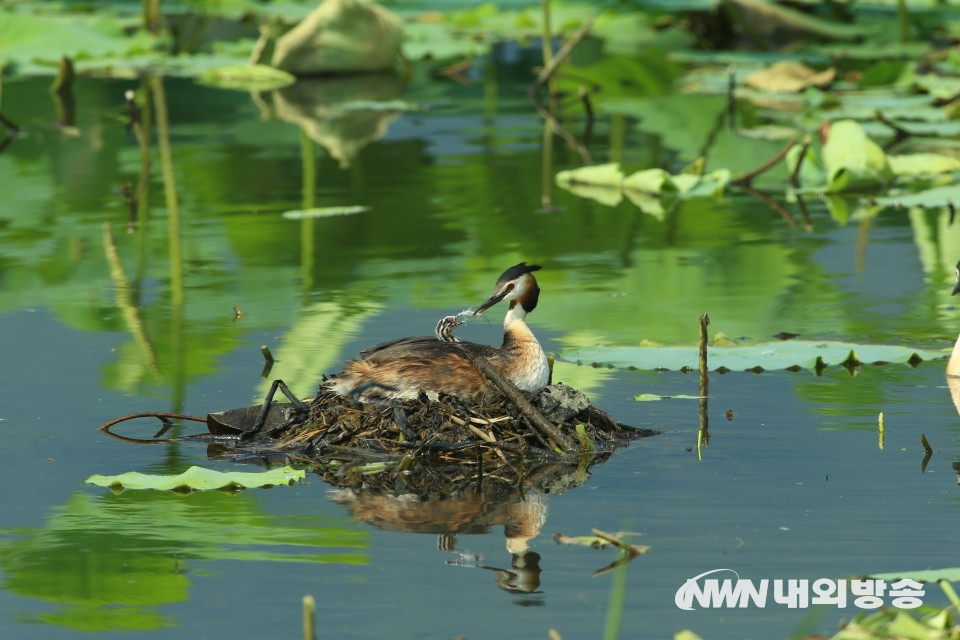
[
  {"x1": 474, "y1": 262, "x2": 542, "y2": 315},
  {"x1": 954, "y1": 260, "x2": 960, "y2": 296}
]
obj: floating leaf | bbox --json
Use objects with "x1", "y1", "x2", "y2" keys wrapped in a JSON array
[
  {"x1": 0, "y1": 11, "x2": 158, "y2": 67},
  {"x1": 558, "y1": 340, "x2": 946, "y2": 372},
  {"x1": 554, "y1": 531, "x2": 648, "y2": 554},
  {"x1": 622, "y1": 168, "x2": 673, "y2": 195},
  {"x1": 744, "y1": 61, "x2": 835, "y2": 93},
  {"x1": 557, "y1": 164, "x2": 729, "y2": 211},
  {"x1": 556, "y1": 163, "x2": 625, "y2": 207},
  {"x1": 870, "y1": 567, "x2": 960, "y2": 583},
  {"x1": 556, "y1": 163, "x2": 624, "y2": 188},
  {"x1": 196, "y1": 64, "x2": 296, "y2": 91},
  {"x1": 282, "y1": 205, "x2": 370, "y2": 219},
  {"x1": 402, "y1": 22, "x2": 490, "y2": 61},
  {"x1": 85, "y1": 465, "x2": 306, "y2": 492},
  {"x1": 634, "y1": 393, "x2": 703, "y2": 401},
  {"x1": 554, "y1": 533, "x2": 617, "y2": 549},
  {"x1": 876, "y1": 185, "x2": 960, "y2": 211},
  {"x1": 888, "y1": 153, "x2": 960, "y2": 178}
]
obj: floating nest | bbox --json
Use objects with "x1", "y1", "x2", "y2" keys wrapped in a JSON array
[{"x1": 200, "y1": 382, "x2": 657, "y2": 499}]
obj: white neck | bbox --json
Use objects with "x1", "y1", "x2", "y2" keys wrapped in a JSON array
[
  {"x1": 948, "y1": 333, "x2": 960, "y2": 377},
  {"x1": 503, "y1": 302, "x2": 527, "y2": 331}
]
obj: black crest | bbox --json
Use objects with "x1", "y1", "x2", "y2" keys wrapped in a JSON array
[{"x1": 497, "y1": 262, "x2": 542, "y2": 285}]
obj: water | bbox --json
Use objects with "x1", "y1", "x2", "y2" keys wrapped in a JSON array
[{"x1": 2, "y1": 56, "x2": 960, "y2": 640}]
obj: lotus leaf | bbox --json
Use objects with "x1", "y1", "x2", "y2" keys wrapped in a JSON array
[
  {"x1": 85, "y1": 466, "x2": 306, "y2": 492},
  {"x1": 559, "y1": 340, "x2": 946, "y2": 372}
]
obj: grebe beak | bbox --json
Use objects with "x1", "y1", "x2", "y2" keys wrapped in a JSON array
[
  {"x1": 473, "y1": 288, "x2": 511, "y2": 315},
  {"x1": 953, "y1": 278, "x2": 960, "y2": 296}
]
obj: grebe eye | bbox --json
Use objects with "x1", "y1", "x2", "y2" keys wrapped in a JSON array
[{"x1": 506, "y1": 283, "x2": 515, "y2": 291}]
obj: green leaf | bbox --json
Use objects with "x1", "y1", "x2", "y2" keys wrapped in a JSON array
[
  {"x1": 888, "y1": 153, "x2": 960, "y2": 177},
  {"x1": 557, "y1": 164, "x2": 729, "y2": 211},
  {"x1": 556, "y1": 163, "x2": 625, "y2": 207},
  {"x1": 282, "y1": 205, "x2": 370, "y2": 219},
  {"x1": 871, "y1": 567, "x2": 960, "y2": 583},
  {"x1": 634, "y1": 394, "x2": 703, "y2": 401},
  {"x1": 786, "y1": 144, "x2": 826, "y2": 189},
  {"x1": 886, "y1": 610, "x2": 940, "y2": 638},
  {"x1": 0, "y1": 11, "x2": 158, "y2": 67},
  {"x1": 401, "y1": 22, "x2": 490, "y2": 61},
  {"x1": 821, "y1": 120, "x2": 892, "y2": 192},
  {"x1": 85, "y1": 466, "x2": 306, "y2": 492},
  {"x1": 559, "y1": 340, "x2": 946, "y2": 372},
  {"x1": 622, "y1": 168, "x2": 673, "y2": 194},
  {"x1": 196, "y1": 64, "x2": 297, "y2": 91},
  {"x1": 556, "y1": 163, "x2": 624, "y2": 188},
  {"x1": 876, "y1": 185, "x2": 960, "y2": 210}
]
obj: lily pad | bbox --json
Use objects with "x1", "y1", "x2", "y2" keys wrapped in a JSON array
[
  {"x1": 282, "y1": 205, "x2": 370, "y2": 219},
  {"x1": 887, "y1": 153, "x2": 960, "y2": 178},
  {"x1": 0, "y1": 11, "x2": 158, "y2": 67},
  {"x1": 870, "y1": 567, "x2": 960, "y2": 583},
  {"x1": 85, "y1": 465, "x2": 306, "y2": 492},
  {"x1": 744, "y1": 61, "x2": 835, "y2": 93},
  {"x1": 196, "y1": 64, "x2": 297, "y2": 91},
  {"x1": 556, "y1": 163, "x2": 730, "y2": 212},
  {"x1": 876, "y1": 185, "x2": 960, "y2": 210},
  {"x1": 558, "y1": 340, "x2": 947, "y2": 372}
]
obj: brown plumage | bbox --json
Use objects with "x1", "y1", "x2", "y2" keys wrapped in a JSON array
[{"x1": 327, "y1": 263, "x2": 550, "y2": 401}]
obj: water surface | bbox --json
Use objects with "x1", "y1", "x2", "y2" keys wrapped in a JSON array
[{"x1": 2, "y1": 55, "x2": 960, "y2": 639}]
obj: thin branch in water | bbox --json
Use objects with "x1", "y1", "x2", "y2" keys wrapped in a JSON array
[
  {"x1": 533, "y1": 100, "x2": 594, "y2": 165},
  {"x1": 696, "y1": 94, "x2": 730, "y2": 162},
  {"x1": 731, "y1": 139, "x2": 796, "y2": 188},
  {"x1": 530, "y1": 13, "x2": 598, "y2": 95},
  {"x1": 0, "y1": 110, "x2": 20, "y2": 132},
  {"x1": 0, "y1": 108, "x2": 21, "y2": 153},
  {"x1": 788, "y1": 135, "x2": 811, "y2": 188},
  {"x1": 98, "y1": 411, "x2": 206, "y2": 444},
  {"x1": 874, "y1": 110, "x2": 916, "y2": 150},
  {"x1": 739, "y1": 185, "x2": 797, "y2": 229},
  {"x1": 795, "y1": 193, "x2": 813, "y2": 231},
  {"x1": 726, "y1": 65, "x2": 737, "y2": 132},
  {"x1": 579, "y1": 86, "x2": 594, "y2": 146}
]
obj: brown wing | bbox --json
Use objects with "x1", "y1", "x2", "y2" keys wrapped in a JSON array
[{"x1": 358, "y1": 336, "x2": 499, "y2": 363}]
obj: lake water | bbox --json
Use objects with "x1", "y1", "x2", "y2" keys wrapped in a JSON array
[{"x1": 2, "y1": 49, "x2": 960, "y2": 640}]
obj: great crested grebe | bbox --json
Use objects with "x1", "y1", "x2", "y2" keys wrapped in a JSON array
[
  {"x1": 327, "y1": 263, "x2": 550, "y2": 401},
  {"x1": 949, "y1": 260, "x2": 960, "y2": 377}
]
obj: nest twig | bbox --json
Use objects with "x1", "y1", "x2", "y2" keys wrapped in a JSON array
[{"x1": 205, "y1": 383, "x2": 656, "y2": 499}]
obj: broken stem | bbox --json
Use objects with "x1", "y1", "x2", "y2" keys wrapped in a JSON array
[
  {"x1": 579, "y1": 86, "x2": 594, "y2": 145},
  {"x1": 697, "y1": 313, "x2": 710, "y2": 459},
  {"x1": 698, "y1": 312, "x2": 710, "y2": 398},
  {"x1": 530, "y1": 13, "x2": 597, "y2": 95},
  {"x1": 460, "y1": 350, "x2": 577, "y2": 453},
  {"x1": 303, "y1": 595, "x2": 316, "y2": 640},
  {"x1": 788, "y1": 135, "x2": 811, "y2": 188}
]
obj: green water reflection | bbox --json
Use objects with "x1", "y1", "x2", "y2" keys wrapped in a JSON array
[
  {"x1": 4, "y1": 43, "x2": 960, "y2": 640},
  {"x1": 0, "y1": 489, "x2": 368, "y2": 632}
]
